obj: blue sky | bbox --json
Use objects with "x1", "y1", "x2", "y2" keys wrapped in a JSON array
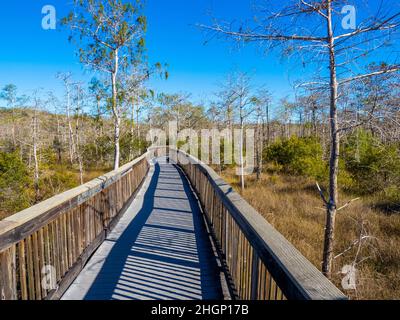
[
  {"x1": 0, "y1": 0, "x2": 297, "y2": 105},
  {"x1": 0, "y1": 0, "x2": 398, "y2": 107}
]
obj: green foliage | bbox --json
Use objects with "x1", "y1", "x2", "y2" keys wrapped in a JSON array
[
  {"x1": 0, "y1": 84, "x2": 17, "y2": 106},
  {"x1": 63, "y1": 0, "x2": 147, "y2": 73},
  {"x1": 265, "y1": 136, "x2": 326, "y2": 179},
  {"x1": 342, "y1": 130, "x2": 400, "y2": 196},
  {"x1": 120, "y1": 133, "x2": 148, "y2": 163},
  {"x1": 0, "y1": 151, "x2": 31, "y2": 214},
  {"x1": 83, "y1": 136, "x2": 114, "y2": 166},
  {"x1": 39, "y1": 167, "x2": 77, "y2": 201}
]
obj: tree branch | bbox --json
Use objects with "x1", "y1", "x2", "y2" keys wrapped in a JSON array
[
  {"x1": 316, "y1": 182, "x2": 328, "y2": 205},
  {"x1": 197, "y1": 24, "x2": 327, "y2": 42},
  {"x1": 338, "y1": 67, "x2": 400, "y2": 86},
  {"x1": 334, "y1": 13, "x2": 400, "y2": 40}
]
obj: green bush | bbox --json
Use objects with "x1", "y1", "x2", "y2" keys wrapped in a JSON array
[
  {"x1": 120, "y1": 134, "x2": 148, "y2": 163},
  {"x1": 83, "y1": 136, "x2": 114, "y2": 166},
  {"x1": 342, "y1": 130, "x2": 400, "y2": 196},
  {"x1": 39, "y1": 167, "x2": 77, "y2": 200},
  {"x1": 0, "y1": 151, "x2": 32, "y2": 214},
  {"x1": 265, "y1": 136, "x2": 327, "y2": 179}
]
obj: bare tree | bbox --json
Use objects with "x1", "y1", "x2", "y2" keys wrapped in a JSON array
[
  {"x1": 30, "y1": 90, "x2": 48, "y2": 203},
  {"x1": 48, "y1": 92, "x2": 64, "y2": 164},
  {"x1": 200, "y1": 0, "x2": 400, "y2": 277},
  {"x1": 253, "y1": 88, "x2": 272, "y2": 181},
  {"x1": 73, "y1": 83, "x2": 85, "y2": 185},
  {"x1": 57, "y1": 73, "x2": 76, "y2": 166},
  {"x1": 229, "y1": 72, "x2": 255, "y2": 191}
]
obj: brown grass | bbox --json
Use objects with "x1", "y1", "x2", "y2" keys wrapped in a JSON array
[{"x1": 220, "y1": 168, "x2": 400, "y2": 300}]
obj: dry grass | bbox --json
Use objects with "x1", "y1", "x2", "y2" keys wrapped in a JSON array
[{"x1": 220, "y1": 168, "x2": 400, "y2": 300}]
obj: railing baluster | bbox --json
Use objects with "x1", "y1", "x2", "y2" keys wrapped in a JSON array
[
  {"x1": 0, "y1": 154, "x2": 149, "y2": 300},
  {"x1": 172, "y1": 148, "x2": 347, "y2": 301}
]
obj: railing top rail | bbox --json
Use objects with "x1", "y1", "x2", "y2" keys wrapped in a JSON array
[
  {"x1": 170, "y1": 148, "x2": 347, "y2": 300},
  {"x1": 0, "y1": 152, "x2": 149, "y2": 252}
]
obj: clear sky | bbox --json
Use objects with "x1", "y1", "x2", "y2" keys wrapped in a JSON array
[
  {"x1": 0, "y1": 0, "x2": 398, "y2": 106},
  {"x1": 0, "y1": 0, "x2": 297, "y2": 105}
]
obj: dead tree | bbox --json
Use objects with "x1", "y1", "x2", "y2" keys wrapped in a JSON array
[
  {"x1": 57, "y1": 73, "x2": 76, "y2": 166},
  {"x1": 74, "y1": 83, "x2": 85, "y2": 185},
  {"x1": 201, "y1": 0, "x2": 400, "y2": 278},
  {"x1": 253, "y1": 88, "x2": 272, "y2": 181}
]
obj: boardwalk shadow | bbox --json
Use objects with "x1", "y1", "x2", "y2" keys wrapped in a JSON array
[{"x1": 82, "y1": 159, "x2": 223, "y2": 300}]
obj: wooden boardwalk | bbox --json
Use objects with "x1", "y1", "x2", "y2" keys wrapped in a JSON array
[{"x1": 62, "y1": 157, "x2": 224, "y2": 300}]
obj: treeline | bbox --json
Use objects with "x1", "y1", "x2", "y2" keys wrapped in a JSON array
[{"x1": 0, "y1": 103, "x2": 148, "y2": 219}]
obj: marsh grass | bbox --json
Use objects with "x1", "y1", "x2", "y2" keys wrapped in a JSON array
[{"x1": 220, "y1": 168, "x2": 400, "y2": 300}]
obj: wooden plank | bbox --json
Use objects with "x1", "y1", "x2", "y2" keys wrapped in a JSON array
[
  {"x1": 0, "y1": 245, "x2": 17, "y2": 300},
  {"x1": 250, "y1": 250, "x2": 259, "y2": 300},
  {"x1": 54, "y1": 217, "x2": 64, "y2": 281},
  {"x1": 32, "y1": 232, "x2": 41, "y2": 300},
  {"x1": 66, "y1": 212, "x2": 73, "y2": 268},
  {"x1": 26, "y1": 235, "x2": 35, "y2": 299},
  {"x1": 46, "y1": 230, "x2": 106, "y2": 300},
  {"x1": 37, "y1": 228, "x2": 46, "y2": 298},
  {"x1": 18, "y1": 240, "x2": 28, "y2": 300}
]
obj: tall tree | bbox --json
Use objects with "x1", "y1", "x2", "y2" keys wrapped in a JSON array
[
  {"x1": 0, "y1": 84, "x2": 22, "y2": 151},
  {"x1": 57, "y1": 73, "x2": 76, "y2": 166},
  {"x1": 30, "y1": 90, "x2": 48, "y2": 203},
  {"x1": 73, "y1": 83, "x2": 85, "y2": 185},
  {"x1": 202, "y1": 0, "x2": 400, "y2": 277},
  {"x1": 63, "y1": 0, "x2": 147, "y2": 170},
  {"x1": 253, "y1": 88, "x2": 272, "y2": 181}
]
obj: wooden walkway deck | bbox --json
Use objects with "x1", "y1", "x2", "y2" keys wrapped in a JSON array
[{"x1": 62, "y1": 157, "x2": 224, "y2": 300}]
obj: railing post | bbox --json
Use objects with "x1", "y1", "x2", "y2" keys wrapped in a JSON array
[
  {"x1": 250, "y1": 251, "x2": 259, "y2": 300},
  {"x1": 0, "y1": 245, "x2": 17, "y2": 300}
]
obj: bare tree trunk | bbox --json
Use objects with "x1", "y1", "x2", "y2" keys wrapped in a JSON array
[
  {"x1": 112, "y1": 49, "x2": 120, "y2": 170},
  {"x1": 239, "y1": 117, "x2": 245, "y2": 192},
  {"x1": 136, "y1": 107, "x2": 140, "y2": 138},
  {"x1": 11, "y1": 108, "x2": 17, "y2": 152},
  {"x1": 264, "y1": 101, "x2": 270, "y2": 146},
  {"x1": 32, "y1": 111, "x2": 40, "y2": 203},
  {"x1": 322, "y1": 1, "x2": 340, "y2": 279},
  {"x1": 95, "y1": 98, "x2": 101, "y2": 159},
  {"x1": 66, "y1": 86, "x2": 75, "y2": 166},
  {"x1": 130, "y1": 97, "x2": 135, "y2": 160},
  {"x1": 75, "y1": 95, "x2": 84, "y2": 185},
  {"x1": 56, "y1": 114, "x2": 62, "y2": 164},
  {"x1": 256, "y1": 115, "x2": 263, "y2": 181},
  {"x1": 311, "y1": 103, "x2": 318, "y2": 138}
]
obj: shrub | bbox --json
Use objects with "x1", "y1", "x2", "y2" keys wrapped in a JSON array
[
  {"x1": 39, "y1": 167, "x2": 77, "y2": 200},
  {"x1": 0, "y1": 151, "x2": 31, "y2": 214},
  {"x1": 120, "y1": 134, "x2": 149, "y2": 163},
  {"x1": 265, "y1": 136, "x2": 327, "y2": 179},
  {"x1": 83, "y1": 136, "x2": 114, "y2": 166},
  {"x1": 342, "y1": 130, "x2": 400, "y2": 196}
]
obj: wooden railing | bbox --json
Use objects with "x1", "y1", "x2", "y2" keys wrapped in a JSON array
[
  {"x1": 169, "y1": 148, "x2": 347, "y2": 300},
  {"x1": 0, "y1": 154, "x2": 149, "y2": 300},
  {"x1": 0, "y1": 146, "x2": 347, "y2": 300}
]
